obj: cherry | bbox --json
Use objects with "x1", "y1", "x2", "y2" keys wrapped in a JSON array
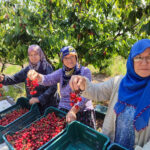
[
  {"x1": 26, "y1": 77, "x2": 39, "y2": 95},
  {"x1": 70, "y1": 91, "x2": 82, "y2": 109},
  {"x1": 6, "y1": 112, "x2": 66, "y2": 150}
]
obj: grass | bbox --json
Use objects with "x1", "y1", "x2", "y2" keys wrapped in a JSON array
[
  {"x1": 0, "y1": 56, "x2": 126, "y2": 101},
  {"x1": 88, "y1": 55, "x2": 126, "y2": 77},
  {"x1": 103, "y1": 55, "x2": 126, "y2": 76},
  {"x1": 3, "y1": 65, "x2": 22, "y2": 75},
  {"x1": 0, "y1": 65, "x2": 26, "y2": 101}
]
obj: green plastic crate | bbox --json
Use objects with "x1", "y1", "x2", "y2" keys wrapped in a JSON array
[
  {"x1": 0, "y1": 97, "x2": 41, "y2": 143},
  {"x1": 107, "y1": 143, "x2": 128, "y2": 150},
  {"x1": 3, "y1": 106, "x2": 67, "y2": 150},
  {"x1": 45, "y1": 121, "x2": 110, "y2": 150},
  {"x1": 95, "y1": 105, "x2": 108, "y2": 119}
]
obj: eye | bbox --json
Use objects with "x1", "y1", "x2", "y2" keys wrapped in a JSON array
[{"x1": 134, "y1": 56, "x2": 141, "y2": 59}]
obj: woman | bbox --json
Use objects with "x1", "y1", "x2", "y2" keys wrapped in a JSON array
[
  {"x1": 27, "y1": 46, "x2": 96, "y2": 129},
  {"x1": 69, "y1": 39, "x2": 150, "y2": 150},
  {"x1": 0, "y1": 45, "x2": 59, "y2": 114}
]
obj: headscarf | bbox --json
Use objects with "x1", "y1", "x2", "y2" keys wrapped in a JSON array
[
  {"x1": 114, "y1": 39, "x2": 150, "y2": 131},
  {"x1": 28, "y1": 44, "x2": 51, "y2": 71},
  {"x1": 60, "y1": 46, "x2": 81, "y2": 87}
]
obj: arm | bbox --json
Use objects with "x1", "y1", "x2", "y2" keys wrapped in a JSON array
[
  {"x1": 81, "y1": 77, "x2": 114, "y2": 102},
  {"x1": 69, "y1": 75, "x2": 114, "y2": 102},
  {"x1": 27, "y1": 69, "x2": 61, "y2": 86},
  {"x1": 1, "y1": 68, "x2": 28, "y2": 85}
]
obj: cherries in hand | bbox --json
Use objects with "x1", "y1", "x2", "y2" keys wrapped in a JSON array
[
  {"x1": 70, "y1": 91, "x2": 82, "y2": 110},
  {"x1": 26, "y1": 78, "x2": 39, "y2": 95}
]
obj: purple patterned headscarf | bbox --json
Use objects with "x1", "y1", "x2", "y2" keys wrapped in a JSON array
[{"x1": 28, "y1": 44, "x2": 50, "y2": 70}]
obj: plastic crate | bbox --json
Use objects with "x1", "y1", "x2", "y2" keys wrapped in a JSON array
[
  {"x1": 0, "y1": 97, "x2": 41, "y2": 143},
  {"x1": 3, "y1": 106, "x2": 67, "y2": 150},
  {"x1": 95, "y1": 104, "x2": 108, "y2": 119},
  {"x1": 45, "y1": 121, "x2": 110, "y2": 150},
  {"x1": 107, "y1": 143, "x2": 128, "y2": 150}
]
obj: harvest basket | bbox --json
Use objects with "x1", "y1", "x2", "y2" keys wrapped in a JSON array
[
  {"x1": 3, "y1": 106, "x2": 67, "y2": 150},
  {"x1": 107, "y1": 143, "x2": 128, "y2": 150},
  {"x1": 0, "y1": 97, "x2": 40, "y2": 143},
  {"x1": 45, "y1": 121, "x2": 110, "y2": 150},
  {"x1": 95, "y1": 104, "x2": 108, "y2": 119}
]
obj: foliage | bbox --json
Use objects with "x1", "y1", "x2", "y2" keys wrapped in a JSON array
[{"x1": 1, "y1": 0, "x2": 150, "y2": 71}]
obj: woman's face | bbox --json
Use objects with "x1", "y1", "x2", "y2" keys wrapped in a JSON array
[
  {"x1": 28, "y1": 51, "x2": 40, "y2": 65},
  {"x1": 134, "y1": 48, "x2": 150, "y2": 77},
  {"x1": 63, "y1": 54, "x2": 77, "y2": 69}
]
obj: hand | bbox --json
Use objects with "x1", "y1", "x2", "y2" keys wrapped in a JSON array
[
  {"x1": 66, "y1": 110, "x2": 77, "y2": 123},
  {"x1": 0, "y1": 75, "x2": 4, "y2": 82},
  {"x1": 66, "y1": 105, "x2": 80, "y2": 123},
  {"x1": 69, "y1": 75, "x2": 86, "y2": 91},
  {"x1": 29, "y1": 97, "x2": 40, "y2": 105},
  {"x1": 27, "y1": 69, "x2": 43, "y2": 82}
]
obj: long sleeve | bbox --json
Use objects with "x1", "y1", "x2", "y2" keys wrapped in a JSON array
[
  {"x1": 2, "y1": 67, "x2": 28, "y2": 85},
  {"x1": 41, "y1": 69, "x2": 61, "y2": 86},
  {"x1": 82, "y1": 77, "x2": 115, "y2": 102}
]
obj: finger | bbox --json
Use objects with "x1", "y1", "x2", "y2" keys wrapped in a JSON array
[
  {"x1": 66, "y1": 116, "x2": 70, "y2": 123},
  {"x1": 77, "y1": 77, "x2": 86, "y2": 91},
  {"x1": 69, "y1": 77, "x2": 73, "y2": 90},
  {"x1": 72, "y1": 76, "x2": 80, "y2": 91},
  {"x1": 69, "y1": 76, "x2": 77, "y2": 91}
]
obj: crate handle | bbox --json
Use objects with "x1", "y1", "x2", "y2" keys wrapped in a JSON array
[{"x1": 85, "y1": 128, "x2": 98, "y2": 138}]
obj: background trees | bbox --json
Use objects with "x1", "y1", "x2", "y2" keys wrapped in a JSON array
[{"x1": 1, "y1": 0, "x2": 150, "y2": 72}]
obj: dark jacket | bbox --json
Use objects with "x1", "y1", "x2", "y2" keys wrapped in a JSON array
[{"x1": 2, "y1": 63, "x2": 59, "y2": 114}]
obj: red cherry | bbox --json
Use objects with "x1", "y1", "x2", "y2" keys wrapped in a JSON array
[
  {"x1": 76, "y1": 97, "x2": 82, "y2": 102},
  {"x1": 70, "y1": 103, "x2": 74, "y2": 106},
  {"x1": 75, "y1": 105, "x2": 79, "y2": 109},
  {"x1": 103, "y1": 51, "x2": 106, "y2": 56},
  {"x1": 0, "y1": 84, "x2": 3, "y2": 88}
]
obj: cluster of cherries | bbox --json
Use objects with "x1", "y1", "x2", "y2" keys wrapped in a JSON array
[
  {"x1": 70, "y1": 90, "x2": 82, "y2": 110},
  {"x1": 6, "y1": 112, "x2": 66, "y2": 150},
  {"x1": 26, "y1": 78, "x2": 39, "y2": 95},
  {"x1": 0, "y1": 83, "x2": 3, "y2": 97},
  {"x1": 0, "y1": 108, "x2": 29, "y2": 126}
]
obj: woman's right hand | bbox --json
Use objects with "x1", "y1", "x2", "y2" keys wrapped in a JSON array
[
  {"x1": 27, "y1": 70, "x2": 43, "y2": 82},
  {"x1": 0, "y1": 75, "x2": 4, "y2": 82},
  {"x1": 69, "y1": 75, "x2": 86, "y2": 91}
]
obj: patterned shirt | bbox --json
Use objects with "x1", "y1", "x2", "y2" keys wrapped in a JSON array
[
  {"x1": 115, "y1": 106, "x2": 135, "y2": 150},
  {"x1": 41, "y1": 67, "x2": 94, "y2": 111}
]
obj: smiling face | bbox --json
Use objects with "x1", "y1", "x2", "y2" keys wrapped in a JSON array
[
  {"x1": 28, "y1": 51, "x2": 40, "y2": 65},
  {"x1": 134, "y1": 48, "x2": 150, "y2": 77},
  {"x1": 63, "y1": 54, "x2": 77, "y2": 69}
]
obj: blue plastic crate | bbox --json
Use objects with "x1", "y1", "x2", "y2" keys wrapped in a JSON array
[
  {"x1": 45, "y1": 121, "x2": 110, "y2": 150},
  {"x1": 107, "y1": 143, "x2": 128, "y2": 150},
  {"x1": 0, "y1": 97, "x2": 41, "y2": 143},
  {"x1": 3, "y1": 106, "x2": 67, "y2": 150}
]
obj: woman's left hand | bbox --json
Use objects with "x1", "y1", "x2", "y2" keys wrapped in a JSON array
[
  {"x1": 66, "y1": 110, "x2": 77, "y2": 123},
  {"x1": 29, "y1": 97, "x2": 40, "y2": 105},
  {"x1": 66, "y1": 105, "x2": 80, "y2": 123}
]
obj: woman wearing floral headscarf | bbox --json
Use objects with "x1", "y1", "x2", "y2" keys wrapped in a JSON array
[
  {"x1": 69, "y1": 39, "x2": 150, "y2": 150},
  {"x1": 0, "y1": 44, "x2": 59, "y2": 114},
  {"x1": 27, "y1": 46, "x2": 96, "y2": 129}
]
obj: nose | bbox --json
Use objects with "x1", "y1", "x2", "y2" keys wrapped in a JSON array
[{"x1": 141, "y1": 58, "x2": 148, "y2": 65}]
